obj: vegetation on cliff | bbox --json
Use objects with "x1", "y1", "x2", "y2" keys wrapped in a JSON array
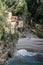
[
  {"x1": 0, "y1": 0, "x2": 43, "y2": 38},
  {"x1": 0, "y1": 0, "x2": 18, "y2": 48}
]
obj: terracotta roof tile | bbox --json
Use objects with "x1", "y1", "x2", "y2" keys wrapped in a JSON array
[{"x1": 11, "y1": 16, "x2": 18, "y2": 22}]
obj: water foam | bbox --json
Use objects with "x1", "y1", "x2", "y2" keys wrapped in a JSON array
[{"x1": 14, "y1": 49, "x2": 37, "y2": 57}]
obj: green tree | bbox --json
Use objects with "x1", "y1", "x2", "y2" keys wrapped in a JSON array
[
  {"x1": 26, "y1": 0, "x2": 37, "y2": 16},
  {"x1": 0, "y1": 0, "x2": 18, "y2": 47},
  {"x1": 12, "y1": 0, "x2": 28, "y2": 15},
  {"x1": 34, "y1": 4, "x2": 43, "y2": 24},
  {"x1": 0, "y1": 0, "x2": 6, "y2": 39}
]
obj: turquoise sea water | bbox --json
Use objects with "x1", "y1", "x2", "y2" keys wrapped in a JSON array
[
  {"x1": 5, "y1": 50, "x2": 43, "y2": 65},
  {"x1": 6, "y1": 63, "x2": 43, "y2": 65}
]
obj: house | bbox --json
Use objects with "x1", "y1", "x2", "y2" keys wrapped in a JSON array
[
  {"x1": 17, "y1": 20, "x2": 24, "y2": 28},
  {"x1": 10, "y1": 16, "x2": 18, "y2": 34},
  {"x1": 17, "y1": 20, "x2": 26, "y2": 32},
  {"x1": 5, "y1": 11, "x2": 18, "y2": 34},
  {"x1": 5, "y1": 11, "x2": 26, "y2": 33}
]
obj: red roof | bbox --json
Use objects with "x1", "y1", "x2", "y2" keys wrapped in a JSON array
[{"x1": 11, "y1": 16, "x2": 18, "y2": 22}]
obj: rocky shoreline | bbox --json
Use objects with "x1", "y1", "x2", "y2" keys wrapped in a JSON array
[
  {"x1": 0, "y1": 41, "x2": 14, "y2": 65},
  {"x1": 0, "y1": 50, "x2": 14, "y2": 65}
]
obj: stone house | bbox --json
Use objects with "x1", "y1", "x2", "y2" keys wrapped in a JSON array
[
  {"x1": 16, "y1": 15, "x2": 26, "y2": 32},
  {"x1": 17, "y1": 20, "x2": 24, "y2": 28}
]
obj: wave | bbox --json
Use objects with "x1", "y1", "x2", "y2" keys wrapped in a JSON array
[
  {"x1": 5, "y1": 49, "x2": 43, "y2": 65},
  {"x1": 14, "y1": 49, "x2": 38, "y2": 57}
]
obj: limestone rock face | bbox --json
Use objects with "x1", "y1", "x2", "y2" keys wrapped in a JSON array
[{"x1": 35, "y1": 24, "x2": 42, "y2": 29}]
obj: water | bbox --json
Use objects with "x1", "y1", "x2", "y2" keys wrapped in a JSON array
[
  {"x1": 5, "y1": 49, "x2": 43, "y2": 65},
  {"x1": 6, "y1": 63, "x2": 43, "y2": 65},
  {"x1": 5, "y1": 31, "x2": 43, "y2": 65}
]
